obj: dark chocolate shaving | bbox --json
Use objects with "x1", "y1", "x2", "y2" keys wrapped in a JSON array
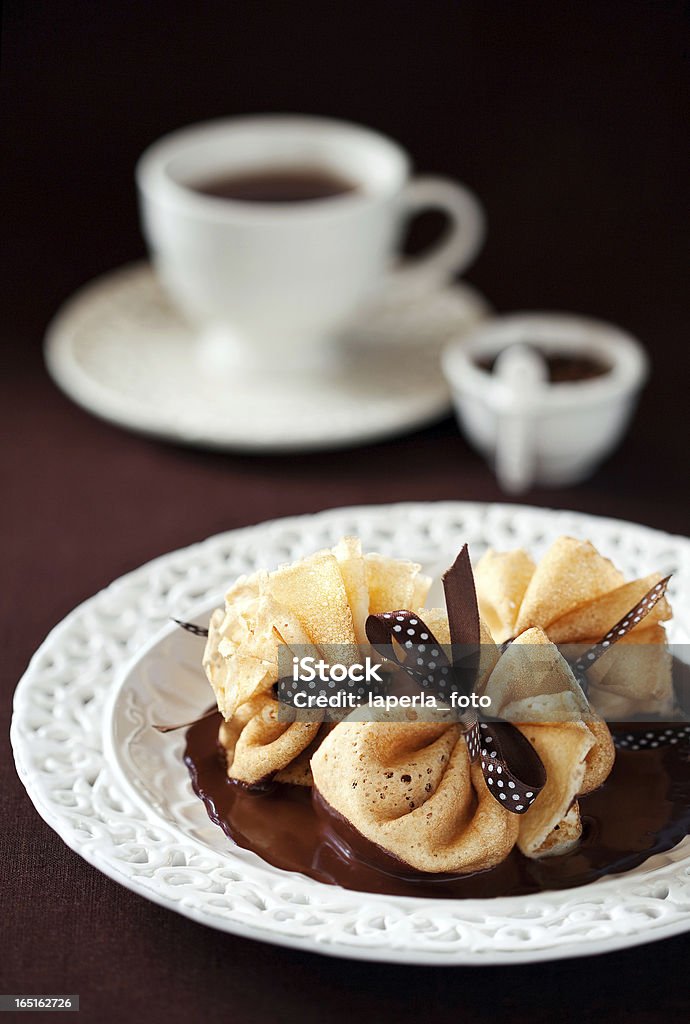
[{"x1": 173, "y1": 618, "x2": 210, "y2": 638}]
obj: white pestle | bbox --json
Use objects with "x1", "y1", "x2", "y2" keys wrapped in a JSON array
[{"x1": 492, "y1": 343, "x2": 549, "y2": 494}]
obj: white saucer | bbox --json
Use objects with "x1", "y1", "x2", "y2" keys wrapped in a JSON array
[{"x1": 44, "y1": 263, "x2": 490, "y2": 452}]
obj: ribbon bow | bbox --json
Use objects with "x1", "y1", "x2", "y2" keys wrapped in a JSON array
[{"x1": 365, "y1": 545, "x2": 546, "y2": 814}]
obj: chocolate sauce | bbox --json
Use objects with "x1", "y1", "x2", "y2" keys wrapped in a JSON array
[
  {"x1": 184, "y1": 711, "x2": 690, "y2": 899},
  {"x1": 477, "y1": 350, "x2": 610, "y2": 383}
]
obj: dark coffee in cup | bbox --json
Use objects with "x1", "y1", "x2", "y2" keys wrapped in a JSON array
[
  {"x1": 192, "y1": 166, "x2": 359, "y2": 203},
  {"x1": 137, "y1": 115, "x2": 485, "y2": 370}
]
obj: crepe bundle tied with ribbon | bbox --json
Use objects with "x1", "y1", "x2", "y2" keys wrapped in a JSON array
[
  {"x1": 203, "y1": 537, "x2": 431, "y2": 786},
  {"x1": 312, "y1": 622, "x2": 614, "y2": 870},
  {"x1": 475, "y1": 536, "x2": 673, "y2": 716},
  {"x1": 201, "y1": 534, "x2": 617, "y2": 871},
  {"x1": 310, "y1": 544, "x2": 615, "y2": 872}
]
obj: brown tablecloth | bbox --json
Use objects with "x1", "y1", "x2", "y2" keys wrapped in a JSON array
[{"x1": 2, "y1": 2, "x2": 689, "y2": 1021}]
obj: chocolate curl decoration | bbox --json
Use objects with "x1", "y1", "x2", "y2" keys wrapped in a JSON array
[
  {"x1": 571, "y1": 576, "x2": 672, "y2": 682},
  {"x1": 173, "y1": 618, "x2": 210, "y2": 638}
]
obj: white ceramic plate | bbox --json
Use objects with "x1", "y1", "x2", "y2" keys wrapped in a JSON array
[
  {"x1": 11, "y1": 502, "x2": 690, "y2": 964},
  {"x1": 44, "y1": 263, "x2": 489, "y2": 452}
]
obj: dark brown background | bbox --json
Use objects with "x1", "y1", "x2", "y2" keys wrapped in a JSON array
[{"x1": 2, "y1": 1, "x2": 689, "y2": 1021}]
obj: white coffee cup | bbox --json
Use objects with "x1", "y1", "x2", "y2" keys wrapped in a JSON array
[
  {"x1": 442, "y1": 313, "x2": 649, "y2": 492},
  {"x1": 136, "y1": 115, "x2": 485, "y2": 371}
]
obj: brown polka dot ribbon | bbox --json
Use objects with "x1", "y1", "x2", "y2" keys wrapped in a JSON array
[
  {"x1": 476, "y1": 722, "x2": 546, "y2": 812},
  {"x1": 571, "y1": 576, "x2": 672, "y2": 683},
  {"x1": 173, "y1": 618, "x2": 210, "y2": 638},
  {"x1": 366, "y1": 543, "x2": 547, "y2": 814},
  {"x1": 365, "y1": 546, "x2": 483, "y2": 704},
  {"x1": 442, "y1": 545, "x2": 480, "y2": 655},
  {"x1": 567, "y1": 575, "x2": 683, "y2": 752},
  {"x1": 455, "y1": 717, "x2": 546, "y2": 812},
  {"x1": 365, "y1": 610, "x2": 455, "y2": 694},
  {"x1": 614, "y1": 725, "x2": 690, "y2": 751}
]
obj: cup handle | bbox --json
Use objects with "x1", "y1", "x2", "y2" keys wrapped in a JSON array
[{"x1": 392, "y1": 176, "x2": 486, "y2": 287}]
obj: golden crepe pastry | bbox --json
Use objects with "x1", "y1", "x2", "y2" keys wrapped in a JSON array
[
  {"x1": 482, "y1": 627, "x2": 615, "y2": 857},
  {"x1": 475, "y1": 537, "x2": 673, "y2": 715},
  {"x1": 311, "y1": 716, "x2": 520, "y2": 874},
  {"x1": 203, "y1": 534, "x2": 617, "y2": 869},
  {"x1": 204, "y1": 538, "x2": 431, "y2": 786},
  {"x1": 218, "y1": 695, "x2": 324, "y2": 787},
  {"x1": 312, "y1": 623, "x2": 614, "y2": 870}
]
